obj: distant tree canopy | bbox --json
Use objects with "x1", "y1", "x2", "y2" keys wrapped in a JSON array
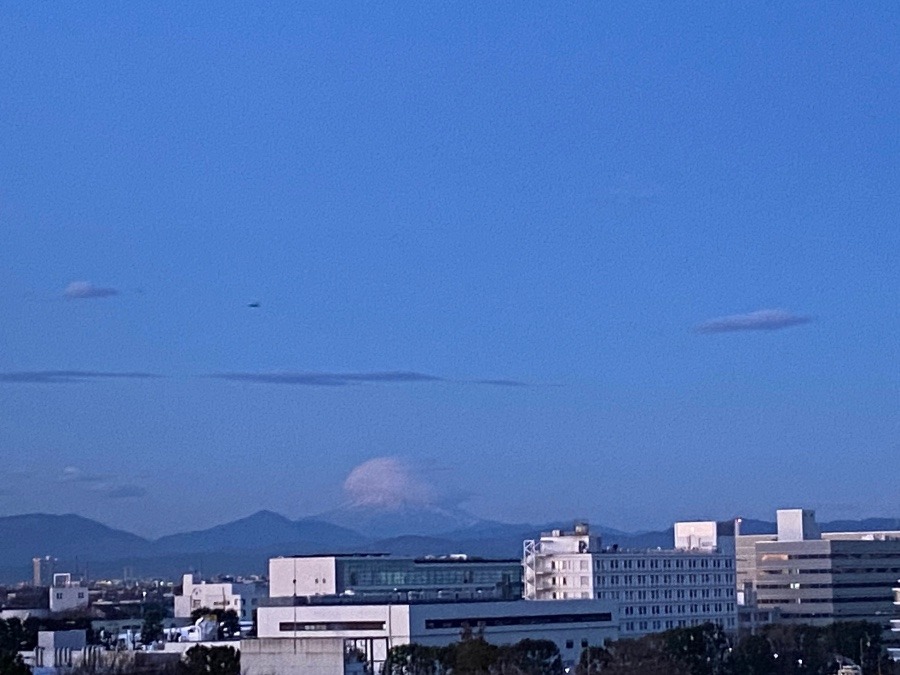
[
  {"x1": 385, "y1": 621, "x2": 898, "y2": 675},
  {"x1": 576, "y1": 620, "x2": 894, "y2": 675},
  {"x1": 383, "y1": 634, "x2": 562, "y2": 675}
]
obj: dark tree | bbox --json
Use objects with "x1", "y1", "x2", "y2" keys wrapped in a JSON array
[
  {"x1": 0, "y1": 619, "x2": 27, "y2": 654},
  {"x1": 497, "y1": 638, "x2": 563, "y2": 675},
  {"x1": 178, "y1": 645, "x2": 240, "y2": 675},
  {"x1": 190, "y1": 607, "x2": 214, "y2": 623},
  {"x1": 141, "y1": 606, "x2": 165, "y2": 645},
  {"x1": 382, "y1": 643, "x2": 444, "y2": 675},
  {"x1": 217, "y1": 610, "x2": 240, "y2": 640},
  {"x1": 0, "y1": 651, "x2": 31, "y2": 675}
]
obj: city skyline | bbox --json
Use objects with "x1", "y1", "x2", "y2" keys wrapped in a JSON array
[{"x1": 1, "y1": 2, "x2": 898, "y2": 538}]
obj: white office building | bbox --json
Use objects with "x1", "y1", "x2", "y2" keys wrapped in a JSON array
[
  {"x1": 523, "y1": 521, "x2": 738, "y2": 637},
  {"x1": 245, "y1": 596, "x2": 618, "y2": 675},
  {"x1": 173, "y1": 573, "x2": 267, "y2": 621},
  {"x1": 737, "y1": 509, "x2": 900, "y2": 640},
  {"x1": 268, "y1": 554, "x2": 522, "y2": 600}
]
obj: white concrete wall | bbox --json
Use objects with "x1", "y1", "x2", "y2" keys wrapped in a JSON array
[
  {"x1": 241, "y1": 637, "x2": 345, "y2": 675},
  {"x1": 674, "y1": 521, "x2": 719, "y2": 550},
  {"x1": 269, "y1": 557, "x2": 338, "y2": 598},
  {"x1": 49, "y1": 586, "x2": 88, "y2": 613}
]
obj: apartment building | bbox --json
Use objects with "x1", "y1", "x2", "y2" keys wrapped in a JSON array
[{"x1": 523, "y1": 521, "x2": 737, "y2": 637}]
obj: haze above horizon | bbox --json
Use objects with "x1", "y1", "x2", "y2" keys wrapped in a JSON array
[{"x1": 1, "y1": 2, "x2": 898, "y2": 539}]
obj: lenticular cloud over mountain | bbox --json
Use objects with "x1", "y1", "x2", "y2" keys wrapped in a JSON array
[
  {"x1": 322, "y1": 457, "x2": 480, "y2": 537},
  {"x1": 343, "y1": 457, "x2": 435, "y2": 509}
]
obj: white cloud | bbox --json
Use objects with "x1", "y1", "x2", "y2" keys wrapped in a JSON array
[
  {"x1": 64, "y1": 281, "x2": 118, "y2": 299},
  {"x1": 695, "y1": 309, "x2": 813, "y2": 334},
  {"x1": 342, "y1": 457, "x2": 436, "y2": 509}
]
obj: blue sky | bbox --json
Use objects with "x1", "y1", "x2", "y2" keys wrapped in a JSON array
[{"x1": 1, "y1": 2, "x2": 897, "y2": 538}]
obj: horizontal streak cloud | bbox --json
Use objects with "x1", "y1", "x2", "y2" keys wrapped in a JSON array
[
  {"x1": 64, "y1": 281, "x2": 119, "y2": 299},
  {"x1": 0, "y1": 371, "x2": 162, "y2": 384},
  {"x1": 210, "y1": 371, "x2": 529, "y2": 387},
  {"x1": 695, "y1": 309, "x2": 813, "y2": 334}
]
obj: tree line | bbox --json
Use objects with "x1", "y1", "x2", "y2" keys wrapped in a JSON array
[{"x1": 384, "y1": 621, "x2": 899, "y2": 675}]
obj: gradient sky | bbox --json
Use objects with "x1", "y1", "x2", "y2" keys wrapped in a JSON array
[{"x1": 1, "y1": 2, "x2": 898, "y2": 539}]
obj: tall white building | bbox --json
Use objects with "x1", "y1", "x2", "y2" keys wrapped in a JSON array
[
  {"x1": 173, "y1": 574, "x2": 267, "y2": 621},
  {"x1": 523, "y1": 521, "x2": 737, "y2": 637}
]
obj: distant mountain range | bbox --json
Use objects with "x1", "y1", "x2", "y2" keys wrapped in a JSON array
[{"x1": 1, "y1": 509, "x2": 898, "y2": 584}]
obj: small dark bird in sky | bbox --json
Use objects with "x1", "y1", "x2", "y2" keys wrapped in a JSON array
[{"x1": 247, "y1": 301, "x2": 260, "y2": 308}]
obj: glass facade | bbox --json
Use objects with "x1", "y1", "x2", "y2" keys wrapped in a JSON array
[{"x1": 334, "y1": 559, "x2": 523, "y2": 598}]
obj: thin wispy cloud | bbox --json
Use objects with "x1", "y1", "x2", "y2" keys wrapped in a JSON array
[
  {"x1": 470, "y1": 378, "x2": 529, "y2": 387},
  {"x1": 209, "y1": 371, "x2": 530, "y2": 387},
  {"x1": 99, "y1": 484, "x2": 147, "y2": 499},
  {"x1": 60, "y1": 466, "x2": 106, "y2": 483},
  {"x1": 58, "y1": 466, "x2": 147, "y2": 499},
  {"x1": 0, "y1": 371, "x2": 161, "y2": 384},
  {"x1": 64, "y1": 281, "x2": 119, "y2": 299},
  {"x1": 695, "y1": 309, "x2": 813, "y2": 334}
]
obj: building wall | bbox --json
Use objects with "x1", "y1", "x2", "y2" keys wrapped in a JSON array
[
  {"x1": 407, "y1": 599, "x2": 618, "y2": 667},
  {"x1": 674, "y1": 522, "x2": 720, "y2": 551},
  {"x1": 270, "y1": 557, "x2": 339, "y2": 598},
  {"x1": 241, "y1": 637, "x2": 346, "y2": 675},
  {"x1": 49, "y1": 585, "x2": 89, "y2": 613},
  {"x1": 254, "y1": 598, "x2": 618, "y2": 673}
]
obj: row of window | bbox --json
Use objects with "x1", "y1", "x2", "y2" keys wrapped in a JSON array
[
  {"x1": 547, "y1": 557, "x2": 732, "y2": 572},
  {"x1": 757, "y1": 596, "x2": 891, "y2": 605},
  {"x1": 622, "y1": 602, "x2": 733, "y2": 616},
  {"x1": 545, "y1": 574, "x2": 733, "y2": 589},
  {"x1": 622, "y1": 617, "x2": 737, "y2": 633},
  {"x1": 757, "y1": 581, "x2": 895, "y2": 590},
  {"x1": 759, "y1": 567, "x2": 900, "y2": 575}
]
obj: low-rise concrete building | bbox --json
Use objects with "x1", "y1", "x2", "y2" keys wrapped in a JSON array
[
  {"x1": 49, "y1": 574, "x2": 89, "y2": 614},
  {"x1": 244, "y1": 596, "x2": 619, "y2": 674}
]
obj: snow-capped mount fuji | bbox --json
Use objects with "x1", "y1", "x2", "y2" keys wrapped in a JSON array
[
  {"x1": 315, "y1": 502, "x2": 483, "y2": 539},
  {"x1": 317, "y1": 456, "x2": 484, "y2": 537}
]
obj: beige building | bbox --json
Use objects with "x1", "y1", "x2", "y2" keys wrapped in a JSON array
[{"x1": 737, "y1": 509, "x2": 900, "y2": 639}]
